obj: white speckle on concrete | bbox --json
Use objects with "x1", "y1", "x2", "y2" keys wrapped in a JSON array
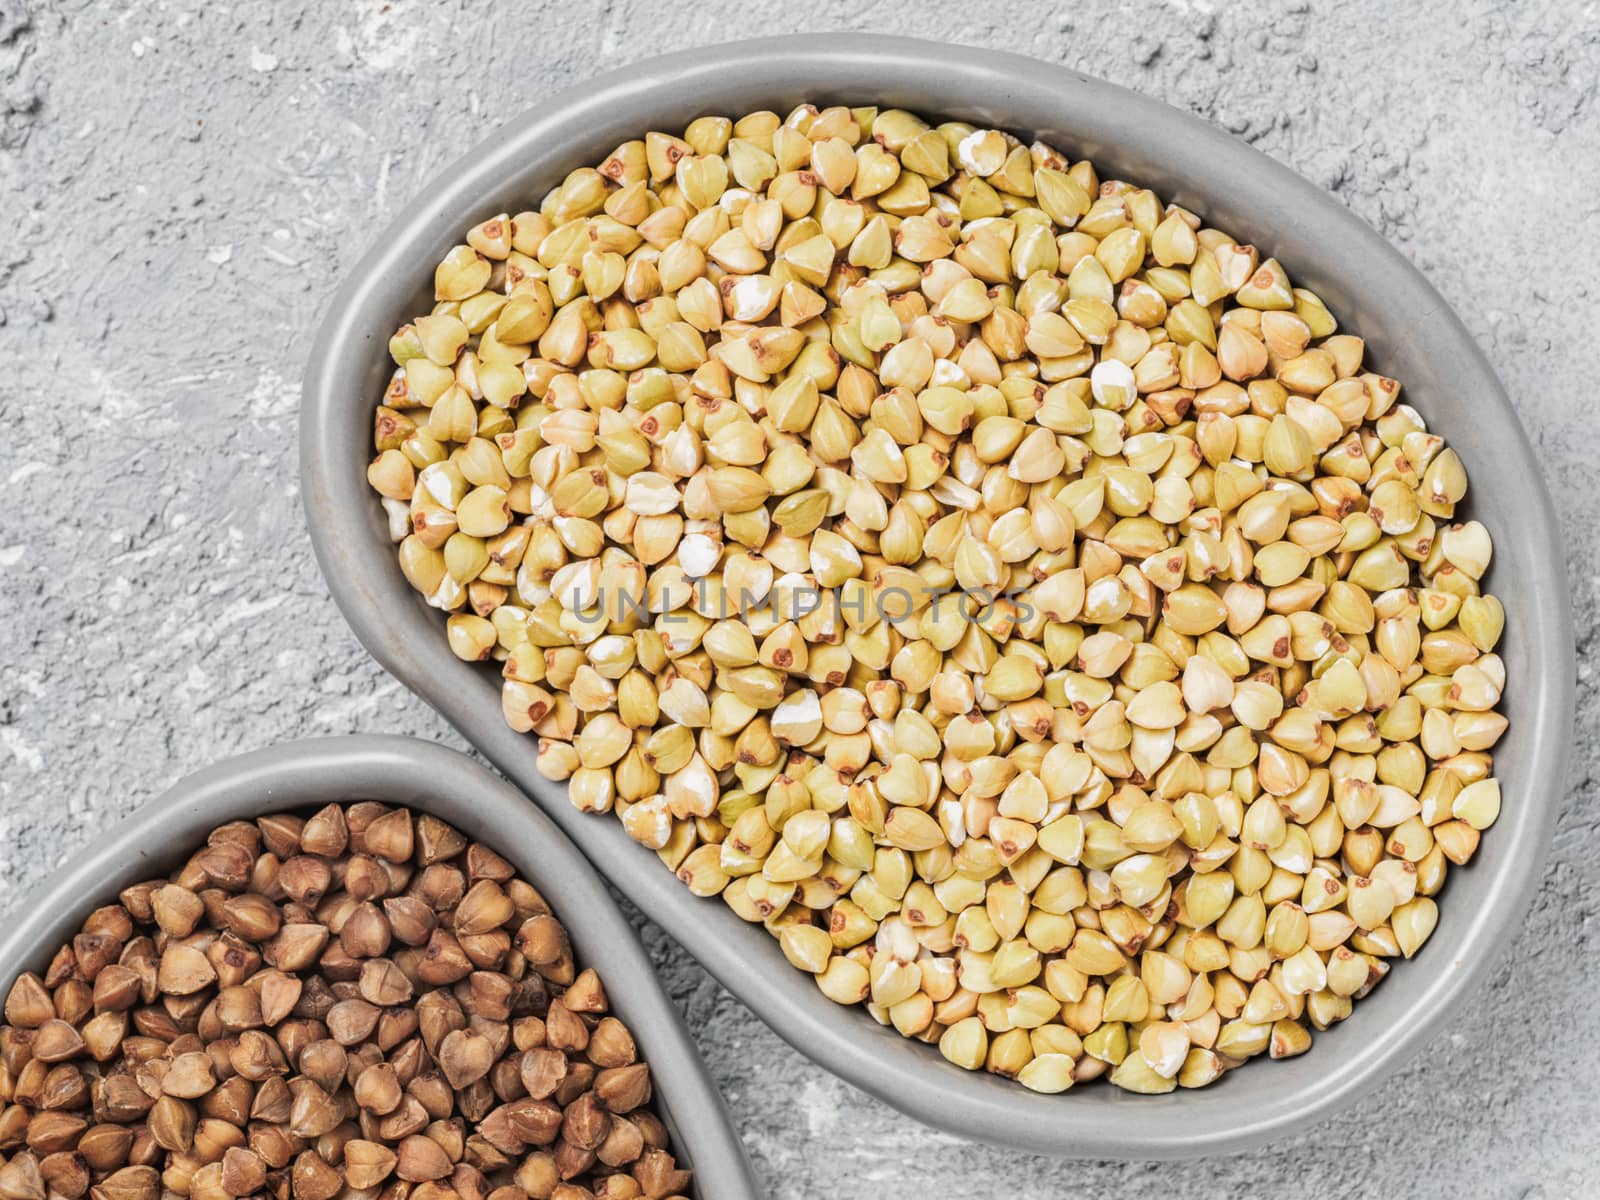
[
  {"x1": 0, "y1": 729, "x2": 44, "y2": 772},
  {"x1": 250, "y1": 48, "x2": 278, "y2": 73},
  {"x1": 374, "y1": 151, "x2": 392, "y2": 211},
  {"x1": 86, "y1": 367, "x2": 147, "y2": 423},
  {"x1": 339, "y1": 0, "x2": 421, "y2": 73},
  {"x1": 247, "y1": 369, "x2": 300, "y2": 420},
  {"x1": 1, "y1": 4, "x2": 1596, "y2": 1197},
  {"x1": 207, "y1": 243, "x2": 233, "y2": 264},
  {"x1": 797, "y1": 1079, "x2": 841, "y2": 1139}
]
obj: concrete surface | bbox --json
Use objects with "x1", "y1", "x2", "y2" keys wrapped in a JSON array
[{"x1": 0, "y1": 0, "x2": 1595, "y2": 1195}]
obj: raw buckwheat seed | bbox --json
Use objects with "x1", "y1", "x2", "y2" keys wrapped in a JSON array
[{"x1": 366, "y1": 103, "x2": 1506, "y2": 1093}]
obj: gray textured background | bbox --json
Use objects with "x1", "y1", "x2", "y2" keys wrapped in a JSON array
[{"x1": 1, "y1": 1, "x2": 1595, "y2": 1196}]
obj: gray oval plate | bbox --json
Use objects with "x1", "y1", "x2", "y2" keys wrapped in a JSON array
[
  {"x1": 300, "y1": 35, "x2": 1576, "y2": 1158},
  {"x1": 0, "y1": 735, "x2": 761, "y2": 1198}
]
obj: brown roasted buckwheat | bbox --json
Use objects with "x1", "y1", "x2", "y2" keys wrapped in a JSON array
[{"x1": 0, "y1": 805, "x2": 692, "y2": 1200}]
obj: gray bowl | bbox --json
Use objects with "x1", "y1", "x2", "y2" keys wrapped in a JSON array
[
  {"x1": 300, "y1": 35, "x2": 1576, "y2": 1157},
  {"x1": 0, "y1": 735, "x2": 761, "y2": 1198}
]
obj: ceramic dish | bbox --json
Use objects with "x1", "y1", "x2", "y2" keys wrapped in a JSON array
[
  {"x1": 300, "y1": 35, "x2": 1575, "y2": 1157},
  {"x1": 0, "y1": 735, "x2": 762, "y2": 1197}
]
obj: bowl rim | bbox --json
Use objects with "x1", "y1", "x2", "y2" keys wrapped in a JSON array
[
  {"x1": 300, "y1": 33, "x2": 1576, "y2": 1158},
  {"x1": 0, "y1": 734, "x2": 762, "y2": 1198}
]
